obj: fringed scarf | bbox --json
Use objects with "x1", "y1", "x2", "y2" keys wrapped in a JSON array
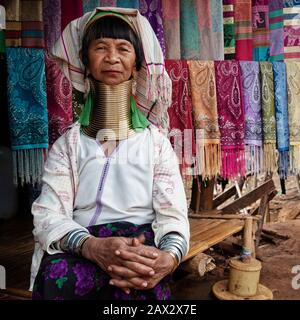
[
  {"x1": 215, "y1": 60, "x2": 245, "y2": 180},
  {"x1": 283, "y1": 1, "x2": 300, "y2": 60},
  {"x1": 234, "y1": 0, "x2": 253, "y2": 60},
  {"x1": 187, "y1": 60, "x2": 220, "y2": 178},
  {"x1": 165, "y1": 60, "x2": 195, "y2": 185},
  {"x1": 50, "y1": 7, "x2": 172, "y2": 133},
  {"x1": 83, "y1": 1, "x2": 100, "y2": 14},
  {"x1": 286, "y1": 61, "x2": 300, "y2": 174},
  {"x1": 180, "y1": 0, "x2": 200, "y2": 59},
  {"x1": 5, "y1": 0, "x2": 45, "y2": 48},
  {"x1": 273, "y1": 61, "x2": 290, "y2": 179},
  {"x1": 252, "y1": 0, "x2": 270, "y2": 61},
  {"x1": 162, "y1": 0, "x2": 180, "y2": 59},
  {"x1": 100, "y1": 0, "x2": 117, "y2": 6},
  {"x1": 239, "y1": 61, "x2": 263, "y2": 175},
  {"x1": 139, "y1": 0, "x2": 166, "y2": 58},
  {"x1": 6, "y1": 47, "x2": 48, "y2": 185},
  {"x1": 269, "y1": 0, "x2": 284, "y2": 61},
  {"x1": 43, "y1": 0, "x2": 73, "y2": 146},
  {"x1": 259, "y1": 61, "x2": 277, "y2": 174},
  {"x1": 117, "y1": 0, "x2": 139, "y2": 8},
  {"x1": 223, "y1": 0, "x2": 235, "y2": 60}
]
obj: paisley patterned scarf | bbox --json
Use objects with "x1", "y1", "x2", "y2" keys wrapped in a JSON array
[
  {"x1": 259, "y1": 61, "x2": 278, "y2": 174},
  {"x1": 239, "y1": 61, "x2": 263, "y2": 175},
  {"x1": 165, "y1": 60, "x2": 195, "y2": 185},
  {"x1": 273, "y1": 61, "x2": 289, "y2": 179},
  {"x1": 214, "y1": 61, "x2": 245, "y2": 179},
  {"x1": 286, "y1": 61, "x2": 300, "y2": 174},
  {"x1": 188, "y1": 60, "x2": 220, "y2": 178},
  {"x1": 6, "y1": 48, "x2": 48, "y2": 185}
]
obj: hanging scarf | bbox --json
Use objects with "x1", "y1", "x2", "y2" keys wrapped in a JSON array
[
  {"x1": 61, "y1": 0, "x2": 83, "y2": 31},
  {"x1": 6, "y1": 48, "x2": 48, "y2": 185},
  {"x1": 180, "y1": 0, "x2": 200, "y2": 59},
  {"x1": 117, "y1": 0, "x2": 139, "y2": 9},
  {"x1": 259, "y1": 61, "x2": 277, "y2": 174},
  {"x1": 139, "y1": 0, "x2": 166, "y2": 57},
  {"x1": 252, "y1": 0, "x2": 270, "y2": 61},
  {"x1": 234, "y1": 0, "x2": 253, "y2": 60},
  {"x1": 215, "y1": 60, "x2": 245, "y2": 180},
  {"x1": 165, "y1": 60, "x2": 195, "y2": 184},
  {"x1": 5, "y1": 0, "x2": 44, "y2": 48},
  {"x1": 187, "y1": 60, "x2": 220, "y2": 178},
  {"x1": 50, "y1": 7, "x2": 172, "y2": 133},
  {"x1": 100, "y1": 0, "x2": 116, "y2": 6},
  {"x1": 196, "y1": 0, "x2": 224, "y2": 60},
  {"x1": 286, "y1": 61, "x2": 300, "y2": 174},
  {"x1": 43, "y1": 0, "x2": 73, "y2": 146},
  {"x1": 239, "y1": 61, "x2": 263, "y2": 175},
  {"x1": 223, "y1": 0, "x2": 235, "y2": 60},
  {"x1": 283, "y1": 1, "x2": 300, "y2": 60},
  {"x1": 162, "y1": 0, "x2": 180, "y2": 59},
  {"x1": 83, "y1": 0, "x2": 100, "y2": 13},
  {"x1": 269, "y1": 0, "x2": 284, "y2": 61},
  {"x1": 273, "y1": 61, "x2": 289, "y2": 179}
]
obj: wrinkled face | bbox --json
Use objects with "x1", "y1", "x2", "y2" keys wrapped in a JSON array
[{"x1": 87, "y1": 37, "x2": 136, "y2": 85}]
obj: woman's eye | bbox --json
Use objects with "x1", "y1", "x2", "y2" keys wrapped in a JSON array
[{"x1": 119, "y1": 47, "x2": 130, "y2": 52}]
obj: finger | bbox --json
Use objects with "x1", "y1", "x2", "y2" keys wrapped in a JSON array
[
  {"x1": 119, "y1": 246, "x2": 158, "y2": 260},
  {"x1": 137, "y1": 233, "x2": 146, "y2": 244},
  {"x1": 121, "y1": 260, "x2": 155, "y2": 276},
  {"x1": 107, "y1": 265, "x2": 140, "y2": 278},
  {"x1": 109, "y1": 277, "x2": 148, "y2": 290},
  {"x1": 116, "y1": 250, "x2": 156, "y2": 273}
]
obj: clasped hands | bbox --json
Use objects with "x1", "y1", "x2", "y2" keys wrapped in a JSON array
[{"x1": 81, "y1": 234, "x2": 176, "y2": 294}]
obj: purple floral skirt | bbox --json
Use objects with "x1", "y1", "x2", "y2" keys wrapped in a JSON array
[{"x1": 32, "y1": 222, "x2": 171, "y2": 300}]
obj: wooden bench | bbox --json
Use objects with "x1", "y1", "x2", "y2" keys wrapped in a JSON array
[{"x1": 180, "y1": 177, "x2": 277, "y2": 275}]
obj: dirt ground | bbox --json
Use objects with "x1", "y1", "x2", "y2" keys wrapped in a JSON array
[{"x1": 171, "y1": 175, "x2": 300, "y2": 300}]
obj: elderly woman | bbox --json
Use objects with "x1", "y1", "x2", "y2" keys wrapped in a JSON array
[{"x1": 30, "y1": 7, "x2": 189, "y2": 300}]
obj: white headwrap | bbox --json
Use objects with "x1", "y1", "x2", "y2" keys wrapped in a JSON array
[{"x1": 50, "y1": 7, "x2": 172, "y2": 132}]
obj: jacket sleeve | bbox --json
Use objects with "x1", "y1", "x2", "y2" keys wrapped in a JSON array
[
  {"x1": 151, "y1": 132, "x2": 190, "y2": 255},
  {"x1": 32, "y1": 133, "x2": 88, "y2": 254}
]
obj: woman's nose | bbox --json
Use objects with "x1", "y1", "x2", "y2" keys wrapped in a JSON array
[{"x1": 104, "y1": 48, "x2": 119, "y2": 63}]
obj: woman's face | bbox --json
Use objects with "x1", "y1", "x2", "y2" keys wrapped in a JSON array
[{"x1": 87, "y1": 37, "x2": 136, "y2": 85}]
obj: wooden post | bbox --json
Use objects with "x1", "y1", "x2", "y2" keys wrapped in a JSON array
[
  {"x1": 199, "y1": 178, "x2": 215, "y2": 211},
  {"x1": 243, "y1": 217, "x2": 253, "y2": 262}
]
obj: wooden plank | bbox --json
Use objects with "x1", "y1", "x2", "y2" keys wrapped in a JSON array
[
  {"x1": 189, "y1": 213, "x2": 261, "y2": 220},
  {"x1": 184, "y1": 220, "x2": 244, "y2": 261},
  {"x1": 212, "y1": 184, "x2": 237, "y2": 209},
  {"x1": 221, "y1": 179, "x2": 275, "y2": 214},
  {"x1": 189, "y1": 219, "x2": 221, "y2": 233},
  {"x1": 189, "y1": 219, "x2": 225, "y2": 236}
]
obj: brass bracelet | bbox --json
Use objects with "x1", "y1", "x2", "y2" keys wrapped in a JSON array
[
  {"x1": 166, "y1": 251, "x2": 179, "y2": 273},
  {"x1": 76, "y1": 234, "x2": 93, "y2": 256}
]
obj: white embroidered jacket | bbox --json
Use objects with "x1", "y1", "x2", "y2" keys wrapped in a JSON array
[{"x1": 30, "y1": 122, "x2": 190, "y2": 290}]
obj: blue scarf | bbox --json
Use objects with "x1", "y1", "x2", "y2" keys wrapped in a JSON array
[{"x1": 272, "y1": 61, "x2": 290, "y2": 179}]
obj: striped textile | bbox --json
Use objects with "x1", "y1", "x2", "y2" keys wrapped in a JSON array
[
  {"x1": 259, "y1": 62, "x2": 277, "y2": 174},
  {"x1": 286, "y1": 61, "x2": 300, "y2": 174},
  {"x1": 240, "y1": 61, "x2": 263, "y2": 175},
  {"x1": 162, "y1": 0, "x2": 180, "y2": 59},
  {"x1": 283, "y1": 1, "x2": 300, "y2": 60},
  {"x1": 269, "y1": 0, "x2": 284, "y2": 61},
  {"x1": 50, "y1": 7, "x2": 172, "y2": 132},
  {"x1": 234, "y1": 0, "x2": 253, "y2": 60},
  {"x1": 215, "y1": 60, "x2": 245, "y2": 179},
  {"x1": 252, "y1": 0, "x2": 270, "y2": 61},
  {"x1": 5, "y1": 0, "x2": 44, "y2": 48},
  {"x1": 223, "y1": 0, "x2": 235, "y2": 59},
  {"x1": 187, "y1": 60, "x2": 220, "y2": 178},
  {"x1": 273, "y1": 61, "x2": 289, "y2": 179}
]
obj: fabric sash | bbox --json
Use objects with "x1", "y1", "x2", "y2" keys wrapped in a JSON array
[
  {"x1": 187, "y1": 60, "x2": 220, "y2": 178},
  {"x1": 273, "y1": 61, "x2": 289, "y2": 179},
  {"x1": 286, "y1": 61, "x2": 300, "y2": 174},
  {"x1": 269, "y1": 0, "x2": 284, "y2": 61},
  {"x1": 215, "y1": 60, "x2": 245, "y2": 179},
  {"x1": 240, "y1": 61, "x2": 263, "y2": 175},
  {"x1": 259, "y1": 61, "x2": 278, "y2": 174},
  {"x1": 223, "y1": 0, "x2": 235, "y2": 60}
]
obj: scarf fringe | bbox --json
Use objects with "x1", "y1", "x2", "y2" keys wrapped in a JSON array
[
  {"x1": 278, "y1": 150, "x2": 289, "y2": 179},
  {"x1": 263, "y1": 142, "x2": 278, "y2": 174},
  {"x1": 290, "y1": 145, "x2": 300, "y2": 175},
  {"x1": 245, "y1": 145, "x2": 263, "y2": 175},
  {"x1": 195, "y1": 143, "x2": 221, "y2": 178},
  {"x1": 221, "y1": 147, "x2": 245, "y2": 180},
  {"x1": 12, "y1": 149, "x2": 46, "y2": 186}
]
